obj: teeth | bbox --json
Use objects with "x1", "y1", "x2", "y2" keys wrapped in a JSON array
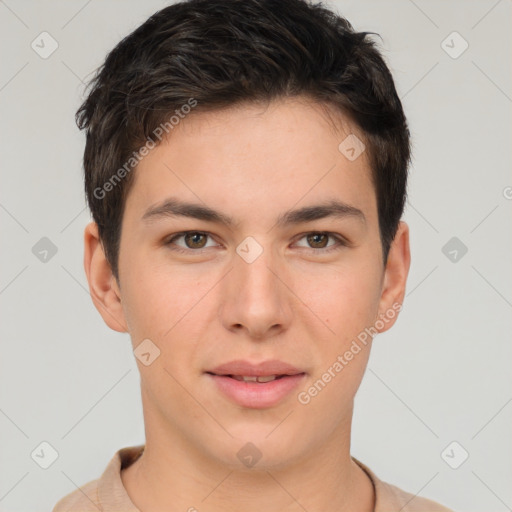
[
  {"x1": 255, "y1": 375, "x2": 278, "y2": 383},
  {"x1": 231, "y1": 375, "x2": 279, "y2": 383}
]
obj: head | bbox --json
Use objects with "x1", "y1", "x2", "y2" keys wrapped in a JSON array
[{"x1": 82, "y1": 0, "x2": 411, "y2": 470}]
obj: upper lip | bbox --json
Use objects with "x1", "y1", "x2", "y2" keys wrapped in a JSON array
[{"x1": 207, "y1": 359, "x2": 305, "y2": 377}]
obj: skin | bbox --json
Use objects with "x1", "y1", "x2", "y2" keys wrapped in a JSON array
[{"x1": 84, "y1": 96, "x2": 410, "y2": 512}]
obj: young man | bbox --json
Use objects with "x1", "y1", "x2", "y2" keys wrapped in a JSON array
[{"x1": 53, "y1": 0, "x2": 454, "y2": 510}]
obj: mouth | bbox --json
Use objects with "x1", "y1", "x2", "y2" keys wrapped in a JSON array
[
  {"x1": 207, "y1": 359, "x2": 305, "y2": 378},
  {"x1": 206, "y1": 373, "x2": 301, "y2": 382},
  {"x1": 205, "y1": 362, "x2": 306, "y2": 409}
]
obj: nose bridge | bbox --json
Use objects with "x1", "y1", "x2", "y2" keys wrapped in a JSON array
[
  {"x1": 235, "y1": 236, "x2": 282, "y2": 303},
  {"x1": 237, "y1": 239, "x2": 278, "y2": 294},
  {"x1": 219, "y1": 235, "x2": 292, "y2": 337}
]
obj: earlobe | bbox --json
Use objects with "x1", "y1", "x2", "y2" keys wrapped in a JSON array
[
  {"x1": 375, "y1": 221, "x2": 411, "y2": 334},
  {"x1": 83, "y1": 221, "x2": 128, "y2": 333}
]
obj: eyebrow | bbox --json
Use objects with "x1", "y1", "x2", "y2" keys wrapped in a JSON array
[{"x1": 141, "y1": 197, "x2": 366, "y2": 228}]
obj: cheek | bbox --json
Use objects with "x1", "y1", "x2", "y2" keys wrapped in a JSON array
[
  {"x1": 294, "y1": 261, "x2": 382, "y2": 338},
  {"x1": 294, "y1": 268, "x2": 379, "y2": 420},
  {"x1": 120, "y1": 261, "x2": 199, "y2": 342}
]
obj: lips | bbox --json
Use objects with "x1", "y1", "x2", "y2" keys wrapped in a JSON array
[
  {"x1": 207, "y1": 359, "x2": 304, "y2": 378},
  {"x1": 206, "y1": 359, "x2": 306, "y2": 408}
]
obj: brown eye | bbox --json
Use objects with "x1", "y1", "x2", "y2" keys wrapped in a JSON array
[
  {"x1": 294, "y1": 232, "x2": 347, "y2": 253},
  {"x1": 306, "y1": 233, "x2": 329, "y2": 249},
  {"x1": 165, "y1": 231, "x2": 217, "y2": 253},
  {"x1": 183, "y1": 232, "x2": 208, "y2": 249}
]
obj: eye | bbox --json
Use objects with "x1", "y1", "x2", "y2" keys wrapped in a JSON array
[
  {"x1": 165, "y1": 230, "x2": 348, "y2": 255},
  {"x1": 294, "y1": 232, "x2": 347, "y2": 253},
  {"x1": 165, "y1": 231, "x2": 218, "y2": 253}
]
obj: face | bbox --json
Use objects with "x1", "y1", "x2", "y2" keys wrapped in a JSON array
[{"x1": 85, "y1": 96, "x2": 410, "y2": 470}]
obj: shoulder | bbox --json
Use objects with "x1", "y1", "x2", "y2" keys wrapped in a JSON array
[
  {"x1": 380, "y1": 480, "x2": 455, "y2": 511},
  {"x1": 352, "y1": 456, "x2": 455, "y2": 512},
  {"x1": 51, "y1": 444, "x2": 144, "y2": 512},
  {"x1": 52, "y1": 478, "x2": 101, "y2": 511}
]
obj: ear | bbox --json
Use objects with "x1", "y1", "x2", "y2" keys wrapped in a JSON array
[
  {"x1": 375, "y1": 221, "x2": 411, "y2": 334},
  {"x1": 83, "y1": 221, "x2": 128, "y2": 333}
]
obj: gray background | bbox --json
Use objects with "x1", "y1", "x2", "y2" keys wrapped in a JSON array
[{"x1": 0, "y1": 1, "x2": 511, "y2": 510}]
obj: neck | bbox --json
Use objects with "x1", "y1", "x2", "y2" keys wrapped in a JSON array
[{"x1": 122, "y1": 396, "x2": 374, "y2": 512}]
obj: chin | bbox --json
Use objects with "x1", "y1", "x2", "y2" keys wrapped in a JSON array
[{"x1": 212, "y1": 428, "x2": 304, "y2": 470}]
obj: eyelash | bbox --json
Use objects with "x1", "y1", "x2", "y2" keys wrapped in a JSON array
[{"x1": 164, "y1": 231, "x2": 348, "y2": 255}]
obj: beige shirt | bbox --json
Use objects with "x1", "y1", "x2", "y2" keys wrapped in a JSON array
[{"x1": 52, "y1": 445, "x2": 454, "y2": 511}]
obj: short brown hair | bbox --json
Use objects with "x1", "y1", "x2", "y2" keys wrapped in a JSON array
[{"x1": 76, "y1": 0, "x2": 411, "y2": 280}]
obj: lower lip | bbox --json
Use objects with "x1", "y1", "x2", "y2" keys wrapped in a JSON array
[{"x1": 207, "y1": 373, "x2": 306, "y2": 409}]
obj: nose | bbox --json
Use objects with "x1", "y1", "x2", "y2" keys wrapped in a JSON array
[{"x1": 218, "y1": 242, "x2": 293, "y2": 340}]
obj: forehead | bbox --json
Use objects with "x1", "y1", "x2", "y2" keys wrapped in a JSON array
[{"x1": 123, "y1": 97, "x2": 377, "y2": 228}]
